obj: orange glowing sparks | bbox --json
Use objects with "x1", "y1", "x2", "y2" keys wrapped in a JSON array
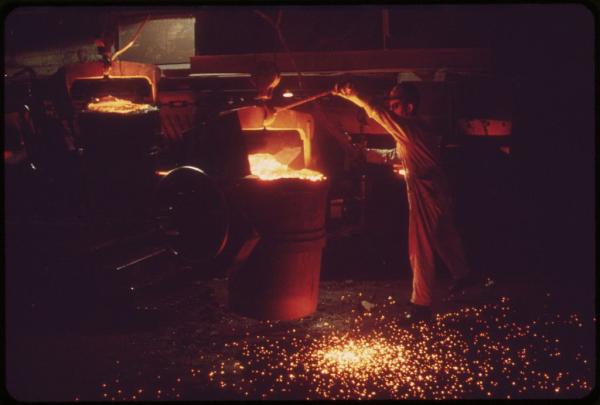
[
  {"x1": 248, "y1": 153, "x2": 325, "y2": 181},
  {"x1": 87, "y1": 95, "x2": 156, "y2": 114},
  {"x1": 88, "y1": 296, "x2": 592, "y2": 401},
  {"x1": 200, "y1": 297, "x2": 593, "y2": 400},
  {"x1": 320, "y1": 339, "x2": 378, "y2": 368}
]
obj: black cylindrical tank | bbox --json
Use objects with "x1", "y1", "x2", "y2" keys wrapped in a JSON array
[{"x1": 78, "y1": 109, "x2": 160, "y2": 221}]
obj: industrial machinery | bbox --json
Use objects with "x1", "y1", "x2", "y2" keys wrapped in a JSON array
[
  {"x1": 4, "y1": 8, "x2": 513, "y2": 323},
  {"x1": 154, "y1": 91, "x2": 333, "y2": 320}
]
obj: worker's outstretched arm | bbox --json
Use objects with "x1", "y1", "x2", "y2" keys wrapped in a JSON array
[{"x1": 332, "y1": 82, "x2": 411, "y2": 145}]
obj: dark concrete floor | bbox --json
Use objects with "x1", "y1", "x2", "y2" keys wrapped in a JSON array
[
  {"x1": 5, "y1": 236, "x2": 596, "y2": 401},
  {"x1": 4, "y1": 165, "x2": 596, "y2": 400}
]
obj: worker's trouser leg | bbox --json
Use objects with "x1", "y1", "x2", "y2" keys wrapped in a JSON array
[
  {"x1": 408, "y1": 191, "x2": 438, "y2": 307},
  {"x1": 408, "y1": 190, "x2": 470, "y2": 307},
  {"x1": 434, "y1": 212, "x2": 470, "y2": 281}
]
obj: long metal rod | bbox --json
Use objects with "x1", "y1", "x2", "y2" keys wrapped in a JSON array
[
  {"x1": 112, "y1": 15, "x2": 150, "y2": 62},
  {"x1": 115, "y1": 248, "x2": 168, "y2": 271},
  {"x1": 219, "y1": 90, "x2": 332, "y2": 118},
  {"x1": 276, "y1": 90, "x2": 332, "y2": 112}
]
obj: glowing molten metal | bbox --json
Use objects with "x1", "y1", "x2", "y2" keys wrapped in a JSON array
[
  {"x1": 87, "y1": 95, "x2": 156, "y2": 114},
  {"x1": 248, "y1": 153, "x2": 325, "y2": 182}
]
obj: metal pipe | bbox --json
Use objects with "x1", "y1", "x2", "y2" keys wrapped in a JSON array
[{"x1": 111, "y1": 15, "x2": 150, "y2": 63}]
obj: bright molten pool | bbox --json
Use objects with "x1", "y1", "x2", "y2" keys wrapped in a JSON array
[
  {"x1": 87, "y1": 95, "x2": 156, "y2": 114},
  {"x1": 248, "y1": 152, "x2": 325, "y2": 182}
]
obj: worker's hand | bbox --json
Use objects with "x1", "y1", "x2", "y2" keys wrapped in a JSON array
[
  {"x1": 332, "y1": 81, "x2": 358, "y2": 99},
  {"x1": 332, "y1": 80, "x2": 371, "y2": 111}
]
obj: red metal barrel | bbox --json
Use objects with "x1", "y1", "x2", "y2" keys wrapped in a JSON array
[{"x1": 228, "y1": 176, "x2": 329, "y2": 321}]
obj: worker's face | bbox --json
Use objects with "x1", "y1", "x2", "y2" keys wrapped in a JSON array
[{"x1": 388, "y1": 99, "x2": 413, "y2": 117}]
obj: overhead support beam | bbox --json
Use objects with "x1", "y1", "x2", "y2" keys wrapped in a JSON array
[{"x1": 190, "y1": 48, "x2": 492, "y2": 76}]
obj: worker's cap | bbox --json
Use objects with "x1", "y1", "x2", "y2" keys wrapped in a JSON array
[{"x1": 386, "y1": 82, "x2": 419, "y2": 104}]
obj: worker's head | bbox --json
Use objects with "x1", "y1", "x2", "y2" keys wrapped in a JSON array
[{"x1": 387, "y1": 82, "x2": 419, "y2": 117}]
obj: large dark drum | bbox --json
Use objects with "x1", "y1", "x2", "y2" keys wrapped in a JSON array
[
  {"x1": 78, "y1": 109, "x2": 160, "y2": 221},
  {"x1": 228, "y1": 177, "x2": 329, "y2": 321}
]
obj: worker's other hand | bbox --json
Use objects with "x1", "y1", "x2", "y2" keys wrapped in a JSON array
[
  {"x1": 332, "y1": 81, "x2": 358, "y2": 99},
  {"x1": 365, "y1": 150, "x2": 386, "y2": 164}
]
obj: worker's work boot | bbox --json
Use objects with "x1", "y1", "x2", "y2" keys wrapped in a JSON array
[
  {"x1": 448, "y1": 273, "x2": 479, "y2": 295},
  {"x1": 394, "y1": 302, "x2": 432, "y2": 324}
]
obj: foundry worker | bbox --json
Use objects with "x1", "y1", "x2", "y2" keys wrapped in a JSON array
[{"x1": 332, "y1": 81, "x2": 474, "y2": 323}]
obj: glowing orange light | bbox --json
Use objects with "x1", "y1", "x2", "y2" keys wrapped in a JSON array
[
  {"x1": 393, "y1": 163, "x2": 406, "y2": 177},
  {"x1": 320, "y1": 340, "x2": 380, "y2": 368},
  {"x1": 87, "y1": 95, "x2": 156, "y2": 114},
  {"x1": 282, "y1": 90, "x2": 294, "y2": 98},
  {"x1": 155, "y1": 170, "x2": 172, "y2": 177},
  {"x1": 248, "y1": 153, "x2": 325, "y2": 181}
]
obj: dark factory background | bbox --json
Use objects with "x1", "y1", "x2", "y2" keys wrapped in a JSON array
[{"x1": 3, "y1": 4, "x2": 596, "y2": 400}]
